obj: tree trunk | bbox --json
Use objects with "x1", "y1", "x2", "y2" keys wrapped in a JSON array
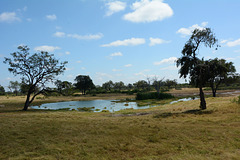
[
  {"x1": 212, "y1": 89, "x2": 216, "y2": 97},
  {"x1": 23, "y1": 92, "x2": 31, "y2": 111},
  {"x1": 199, "y1": 86, "x2": 206, "y2": 110},
  {"x1": 210, "y1": 82, "x2": 216, "y2": 97}
]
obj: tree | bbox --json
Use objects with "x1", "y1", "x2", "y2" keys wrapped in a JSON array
[
  {"x1": 4, "y1": 46, "x2": 67, "y2": 110},
  {"x1": 176, "y1": 28, "x2": 219, "y2": 110},
  {"x1": 74, "y1": 75, "x2": 94, "y2": 95},
  {"x1": 134, "y1": 80, "x2": 148, "y2": 90},
  {"x1": 114, "y1": 81, "x2": 125, "y2": 91},
  {"x1": 102, "y1": 80, "x2": 114, "y2": 91},
  {"x1": 152, "y1": 77, "x2": 165, "y2": 93},
  {"x1": 9, "y1": 81, "x2": 20, "y2": 96},
  {"x1": 0, "y1": 85, "x2": 5, "y2": 95},
  {"x1": 165, "y1": 79, "x2": 177, "y2": 89},
  {"x1": 55, "y1": 80, "x2": 74, "y2": 96},
  {"x1": 206, "y1": 58, "x2": 236, "y2": 97}
]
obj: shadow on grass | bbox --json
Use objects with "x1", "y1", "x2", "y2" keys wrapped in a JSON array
[{"x1": 153, "y1": 109, "x2": 214, "y2": 118}]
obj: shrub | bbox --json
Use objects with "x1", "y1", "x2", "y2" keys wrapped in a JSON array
[
  {"x1": 231, "y1": 96, "x2": 240, "y2": 104},
  {"x1": 136, "y1": 92, "x2": 174, "y2": 100}
]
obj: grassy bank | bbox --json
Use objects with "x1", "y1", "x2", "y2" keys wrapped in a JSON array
[{"x1": 0, "y1": 94, "x2": 240, "y2": 159}]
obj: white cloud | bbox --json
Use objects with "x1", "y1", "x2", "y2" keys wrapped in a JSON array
[
  {"x1": 0, "y1": 12, "x2": 21, "y2": 23},
  {"x1": 154, "y1": 57, "x2": 177, "y2": 65},
  {"x1": 110, "y1": 52, "x2": 123, "y2": 57},
  {"x1": 65, "y1": 51, "x2": 70, "y2": 55},
  {"x1": 81, "y1": 67, "x2": 86, "y2": 70},
  {"x1": 34, "y1": 45, "x2": 61, "y2": 52},
  {"x1": 123, "y1": 0, "x2": 173, "y2": 23},
  {"x1": 76, "y1": 60, "x2": 82, "y2": 63},
  {"x1": 101, "y1": 38, "x2": 145, "y2": 47},
  {"x1": 124, "y1": 64, "x2": 133, "y2": 67},
  {"x1": 177, "y1": 22, "x2": 208, "y2": 37},
  {"x1": 220, "y1": 39, "x2": 228, "y2": 44},
  {"x1": 54, "y1": 32, "x2": 66, "y2": 37},
  {"x1": 53, "y1": 31, "x2": 103, "y2": 40},
  {"x1": 105, "y1": 1, "x2": 126, "y2": 16},
  {"x1": 67, "y1": 33, "x2": 103, "y2": 40},
  {"x1": 46, "y1": 14, "x2": 57, "y2": 20},
  {"x1": 226, "y1": 39, "x2": 240, "y2": 47},
  {"x1": 149, "y1": 37, "x2": 170, "y2": 46}
]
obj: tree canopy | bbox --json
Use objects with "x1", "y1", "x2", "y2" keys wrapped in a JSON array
[
  {"x1": 4, "y1": 46, "x2": 67, "y2": 110},
  {"x1": 74, "y1": 75, "x2": 94, "y2": 95},
  {"x1": 177, "y1": 28, "x2": 219, "y2": 110}
]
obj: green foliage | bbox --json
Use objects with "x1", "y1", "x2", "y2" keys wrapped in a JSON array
[
  {"x1": 74, "y1": 75, "x2": 94, "y2": 95},
  {"x1": 0, "y1": 85, "x2": 5, "y2": 95},
  {"x1": 231, "y1": 96, "x2": 240, "y2": 104},
  {"x1": 55, "y1": 80, "x2": 74, "y2": 96},
  {"x1": 136, "y1": 92, "x2": 174, "y2": 100}
]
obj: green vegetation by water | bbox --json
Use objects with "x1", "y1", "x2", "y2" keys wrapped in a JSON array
[{"x1": 136, "y1": 92, "x2": 174, "y2": 100}]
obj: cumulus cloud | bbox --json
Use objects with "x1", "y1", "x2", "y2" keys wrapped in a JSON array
[
  {"x1": 105, "y1": 1, "x2": 126, "y2": 16},
  {"x1": 110, "y1": 52, "x2": 123, "y2": 57},
  {"x1": 124, "y1": 64, "x2": 133, "y2": 67},
  {"x1": 149, "y1": 37, "x2": 170, "y2": 46},
  {"x1": 0, "y1": 12, "x2": 21, "y2": 23},
  {"x1": 177, "y1": 22, "x2": 208, "y2": 37},
  {"x1": 46, "y1": 14, "x2": 57, "y2": 20},
  {"x1": 54, "y1": 32, "x2": 66, "y2": 37},
  {"x1": 226, "y1": 39, "x2": 240, "y2": 47},
  {"x1": 34, "y1": 45, "x2": 61, "y2": 52},
  {"x1": 53, "y1": 31, "x2": 103, "y2": 40},
  {"x1": 123, "y1": 0, "x2": 173, "y2": 23},
  {"x1": 101, "y1": 38, "x2": 145, "y2": 47},
  {"x1": 153, "y1": 57, "x2": 177, "y2": 65},
  {"x1": 65, "y1": 51, "x2": 70, "y2": 55}
]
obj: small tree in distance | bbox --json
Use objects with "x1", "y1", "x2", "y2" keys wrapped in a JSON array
[
  {"x1": 206, "y1": 58, "x2": 236, "y2": 97},
  {"x1": 4, "y1": 46, "x2": 67, "y2": 111},
  {"x1": 74, "y1": 75, "x2": 94, "y2": 95}
]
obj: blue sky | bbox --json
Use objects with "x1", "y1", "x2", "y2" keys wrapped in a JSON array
[{"x1": 1, "y1": 0, "x2": 240, "y2": 89}]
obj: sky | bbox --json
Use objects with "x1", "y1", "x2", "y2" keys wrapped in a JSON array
[{"x1": 0, "y1": 0, "x2": 240, "y2": 89}]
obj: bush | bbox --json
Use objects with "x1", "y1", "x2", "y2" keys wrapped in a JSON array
[
  {"x1": 232, "y1": 96, "x2": 240, "y2": 104},
  {"x1": 136, "y1": 92, "x2": 174, "y2": 100}
]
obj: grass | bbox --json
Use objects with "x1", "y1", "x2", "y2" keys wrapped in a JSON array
[{"x1": 0, "y1": 92, "x2": 240, "y2": 159}]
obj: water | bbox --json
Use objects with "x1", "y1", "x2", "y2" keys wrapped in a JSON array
[
  {"x1": 31, "y1": 100, "x2": 154, "y2": 112},
  {"x1": 170, "y1": 97, "x2": 199, "y2": 104},
  {"x1": 31, "y1": 97, "x2": 198, "y2": 112}
]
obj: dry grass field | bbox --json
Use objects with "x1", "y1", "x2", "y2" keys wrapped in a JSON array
[{"x1": 0, "y1": 89, "x2": 240, "y2": 159}]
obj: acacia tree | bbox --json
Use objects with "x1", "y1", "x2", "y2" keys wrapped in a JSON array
[
  {"x1": 4, "y1": 46, "x2": 67, "y2": 111},
  {"x1": 206, "y1": 58, "x2": 236, "y2": 97},
  {"x1": 177, "y1": 28, "x2": 218, "y2": 110}
]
